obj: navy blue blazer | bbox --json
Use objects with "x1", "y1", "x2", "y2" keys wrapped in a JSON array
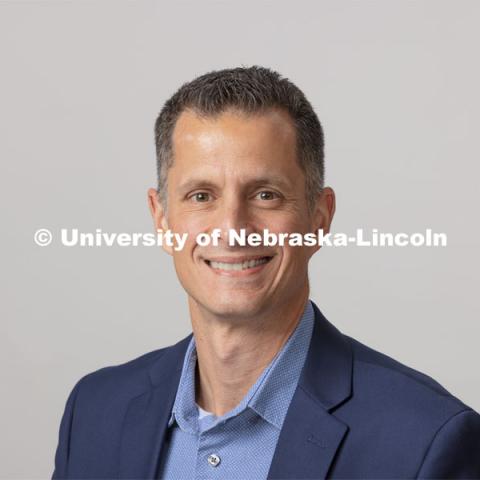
[{"x1": 53, "y1": 302, "x2": 480, "y2": 479}]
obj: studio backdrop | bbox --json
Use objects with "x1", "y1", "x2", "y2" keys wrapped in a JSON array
[{"x1": 1, "y1": 1, "x2": 479, "y2": 478}]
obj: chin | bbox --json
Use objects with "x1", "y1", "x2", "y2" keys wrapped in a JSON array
[{"x1": 200, "y1": 291, "x2": 267, "y2": 319}]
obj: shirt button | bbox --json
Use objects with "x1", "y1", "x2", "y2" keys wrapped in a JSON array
[{"x1": 207, "y1": 453, "x2": 221, "y2": 467}]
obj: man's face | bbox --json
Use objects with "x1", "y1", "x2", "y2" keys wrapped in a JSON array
[{"x1": 149, "y1": 108, "x2": 334, "y2": 320}]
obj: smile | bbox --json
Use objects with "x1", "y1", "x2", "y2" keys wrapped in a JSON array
[{"x1": 204, "y1": 255, "x2": 274, "y2": 273}]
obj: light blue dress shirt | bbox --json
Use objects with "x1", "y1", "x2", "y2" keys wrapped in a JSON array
[{"x1": 157, "y1": 299, "x2": 315, "y2": 480}]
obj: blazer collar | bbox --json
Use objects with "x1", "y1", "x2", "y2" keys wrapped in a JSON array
[
  {"x1": 298, "y1": 301, "x2": 353, "y2": 411},
  {"x1": 118, "y1": 301, "x2": 353, "y2": 479},
  {"x1": 117, "y1": 334, "x2": 192, "y2": 479},
  {"x1": 267, "y1": 301, "x2": 353, "y2": 479}
]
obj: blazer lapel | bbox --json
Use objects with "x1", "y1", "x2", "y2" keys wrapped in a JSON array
[
  {"x1": 117, "y1": 334, "x2": 192, "y2": 479},
  {"x1": 267, "y1": 387, "x2": 349, "y2": 479},
  {"x1": 117, "y1": 302, "x2": 352, "y2": 479},
  {"x1": 268, "y1": 302, "x2": 353, "y2": 479}
]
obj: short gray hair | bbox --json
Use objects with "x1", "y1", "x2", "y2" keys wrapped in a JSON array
[{"x1": 154, "y1": 66, "x2": 324, "y2": 210}]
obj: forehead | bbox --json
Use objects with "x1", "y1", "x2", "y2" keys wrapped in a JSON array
[{"x1": 171, "y1": 108, "x2": 298, "y2": 170}]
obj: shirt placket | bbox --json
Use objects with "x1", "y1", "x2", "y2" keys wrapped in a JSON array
[{"x1": 194, "y1": 417, "x2": 230, "y2": 480}]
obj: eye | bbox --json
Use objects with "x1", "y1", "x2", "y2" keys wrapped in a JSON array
[
  {"x1": 255, "y1": 190, "x2": 280, "y2": 201},
  {"x1": 189, "y1": 191, "x2": 211, "y2": 202}
]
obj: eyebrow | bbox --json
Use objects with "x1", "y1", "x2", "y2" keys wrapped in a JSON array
[
  {"x1": 177, "y1": 175, "x2": 293, "y2": 196},
  {"x1": 247, "y1": 176, "x2": 293, "y2": 191},
  {"x1": 177, "y1": 179, "x2": 218, "y2": 197}
]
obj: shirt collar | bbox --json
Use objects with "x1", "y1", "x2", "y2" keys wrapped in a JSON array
[
  {"x1": 168, "y1": 299, "x2": 315, "y2": 433},
  {"x1": 247, "y1": 299, "x2": 315, "y2": 428}
]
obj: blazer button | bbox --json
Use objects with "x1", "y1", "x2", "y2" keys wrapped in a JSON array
[{"x1": 207, "y1": 453, "x2": 221, "y2": 467}]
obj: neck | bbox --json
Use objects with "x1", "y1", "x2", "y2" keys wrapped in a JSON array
[{"x1": 189, "y1": 283, "x2": 310, "y2": 417}]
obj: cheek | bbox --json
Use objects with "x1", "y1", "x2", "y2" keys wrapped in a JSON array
[
  {"x1": 282, "y1": 245, "x2": 310, "y2": 267},
  {"x1": 169, "y1": 214, "x2": 211, "y2": 268},
  {"x1": 262, "y1": 214, "x2": 310, "y2": 236},
  {"x1": 169, "y1": 213, "x2": 208, "y2": 238},
  {"x1": 264, "y1": 216, "x2": 313, "y2": 269}
]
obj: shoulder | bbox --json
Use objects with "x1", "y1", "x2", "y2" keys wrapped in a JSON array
[
  {"x1": 72, "y1": 334, "x2": 191, "y2": 405},
  {"x1": 349, "y1": 335, "x2": 456, "y2": 397},
  {"x1": 344, "y1": 334, "x2": 476, "y2": 428}
]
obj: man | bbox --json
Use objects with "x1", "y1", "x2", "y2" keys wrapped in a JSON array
[{"x1": 53, "y1": 66, "x2": 480, "y2": 479}]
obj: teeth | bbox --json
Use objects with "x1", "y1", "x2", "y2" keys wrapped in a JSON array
[{"x1": 209, "y1": 257, "x2": 269, "y2": 271}]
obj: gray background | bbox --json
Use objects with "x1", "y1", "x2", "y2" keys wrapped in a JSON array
[{"x1": 1, "y1": 0, "x2": 479, "y2": 477}]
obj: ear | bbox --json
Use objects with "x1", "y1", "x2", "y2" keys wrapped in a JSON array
[
  {"x1": 147, "y1": 187, "x2": 173, "y2": 255},
  {"x1": 310, "y1": 187, "x2": 335, "y2": 256},
  {"x1": 309, "y1": 187, "x2": 336, "y2": 255},
  {"x1": 312, "y1": 186, "x2": 336, "y2": 234}
]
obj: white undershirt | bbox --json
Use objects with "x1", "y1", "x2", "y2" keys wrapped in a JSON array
[{"x1": 196, "y1": 402, "x2": 214, "y2": 419}]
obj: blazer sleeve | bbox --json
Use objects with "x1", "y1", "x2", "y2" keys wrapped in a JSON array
[
  {"x1": 416, "y1": 408, "x2": 480, "y2": 479},
  {"x1": 52, "y1": 379, "x2": 82, "y2": 479}
]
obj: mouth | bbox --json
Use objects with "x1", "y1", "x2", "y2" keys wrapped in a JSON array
[{"x1": 204, "y1": 255, "x2": 274, "y2": 275}]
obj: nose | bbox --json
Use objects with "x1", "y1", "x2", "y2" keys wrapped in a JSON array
[{"x1": 214, "y1": 193, "x2": 255, "y2": 243}]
